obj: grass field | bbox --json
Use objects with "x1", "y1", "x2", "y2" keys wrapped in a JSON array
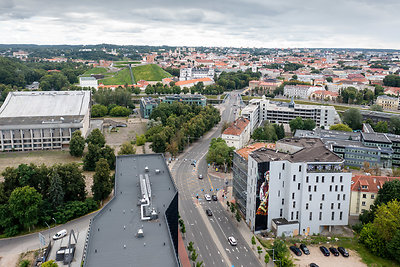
[
  {"x1": 81, "y1": 67, "x2": 108, "y2": 76},
  {"x1": 99, "y1": 68, "x2": 133, "y2": 85},
  {"x1": 132, "y1": 64, "x2": 172, "y2": 81}
]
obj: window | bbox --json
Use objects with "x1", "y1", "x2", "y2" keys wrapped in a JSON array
[
  {"x1": 282, "y1": 181, "x2": 284, "y2": 188},
  {"x1": 319, "y1": 212, "x2": 322, "y2": 220},
  {"x1": 322, "y1": 176, "x2": 325, "y2": 183},
  {"x1": 320, "y1": 203, "x2": 323, "y2": 210},
  {"x1": 309, "y1": 194, "x2": 312, "y2": 201},
  {"x1": 340, "y1": 212, "x2": 343, "y2": 220},
  {"x1": 362, "y1": 201, "x2": 366, "y2": 206},
  {"x1": 308, "y1": 185, "x2": 311, "y2": 192},
  {"x1": 337, "y1": 194, "x2": 340, "y2": 200},
  {"x1": 278, "y1": 190, "x2": 280, "y2": 197},
  {"x1": 309, "y1": 212, "x2": 312, "y2": 220},
  {"x1": 279, "y1": 173, "x2": 281, "y2": 179},
  {"x1": 316, "y1": 176, "x2": 319, "y2": 183},
  {"x1": 296, "y1": 211, "x2": 299, "y2": 220},
  {"x1": 282, "y1": 163, "x2": 285, "y2": 170},
  {"x1": 306, "y1": 176, "x2": 309, "y2": 183},
  {"x1": 329, "y1": 185, "x2": 332, "y2": 192},
  {"x1": 293, "y1": 175, "x2": 296, "y2": 182},
  {"x1": 293, "y1": 201, "x2": 296, "y2": 208},
  {"x1": 282, "y1": 199, "x2": 284, "y2": 205},
  {"x1": 343, "y1": 194, "x2": 346, "y2": 201},
  {"x1": 314, "y1": 185, "x2": 317, "y2": 192},
  {"x1": 338, "y1": 203, "x2": 341, "y2": 209},
  {"x1": 292, "y1": 193, "x2": 295, "y2": 199},
  {"x1": 322, "y1": 194, "x2": 325, "y2": 201},
  {"x1": 291, "y1": 212, "x2": 294, "y2": 220},
  {"x1": 331, "y1": 212, "x2": 335, "y2": 220},
  {"x1": 280, "y1": 209, "x2": 283, "y2": 217},
  {"x1": 340, "y1": 176, "x2": 343, "y2": 183},
  {"x1": 371, "y1": 194, "x2": 375, "y2": 199},
  {"x1": 335, "y1": 185, "x2": 338, "y2": 192},
  {"x1": 331, "y1": 203, "x2": 334, "y2": 209},
  {"x1": 331, "y1": 176, "x2": 334, "y2": 183},
  {"x1": 341, "y1": 185, "x2": 344, "y2": 192},
  {"x1": 299, "y1": 165, "x2": 302, "y2": 172},
  {"x1": 306, "y1": 203, "x2": 309, "y2": 210},
  {"x1": 362, "y1": 194, "x2": 366, "y2": 199},
  {"x1": 298, "y1": 183, "x2": 301, "y2": 190}
]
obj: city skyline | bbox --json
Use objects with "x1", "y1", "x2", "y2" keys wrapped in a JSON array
[{"x1": 1, "y1": 0, "x2": 400, "y2": 49}]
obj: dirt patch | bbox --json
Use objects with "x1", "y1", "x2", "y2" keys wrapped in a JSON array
[{"x1": 291, "y1": 245, "x2": 366, "y2": 267}]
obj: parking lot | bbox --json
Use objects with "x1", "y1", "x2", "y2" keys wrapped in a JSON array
[{"x1": 290, "y1": 245, "x2": 366, "y2": 267}]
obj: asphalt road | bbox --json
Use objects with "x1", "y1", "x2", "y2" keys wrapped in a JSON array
[{"x1": 171, "y1": 92, "x2": 261, "y2": 267}]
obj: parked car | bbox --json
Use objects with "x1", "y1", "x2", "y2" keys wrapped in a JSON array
[
  {"x1": 309, "y1": 264, "x2": 319, "y2": 267},
  {"x1": 228, "y1": 236, "x2": 237, "y2": 246},
  {"x1": 300, "y1": 244, "x2": 310, "y2": 255},
  {"x1": 198, "y1": 174, "x2": 203, "y2": 179},
  {"x1": 212, "y1": 194, "x2": 218, "y2": 201},
  {"x1": 53, "y1": 229, "x2": 67, "y2": 240},
  {"x1": 206, "y1": 209, "x2": 213, "y2": 216},
  {"x1": 338, "y1": 247, "x2": 349, "y2": 257},
  {"x1": 319, "y1": 246, "x2": 330, "y2": 256},
  {"x1": 191, "y1": 160, "x2": 196, "y2": 166},
  {"x1": 329, "y1": 247, "x2": 339, "y2": 256},
  {"x1": 205, "y1": 194, "x2": 211, "y2": 201},
  {"x1": 289, "y1": 245, "x2": 302, "y2": 256}
]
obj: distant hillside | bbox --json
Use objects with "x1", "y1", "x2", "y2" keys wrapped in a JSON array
[
  {"x1": 132, "y1": 64, "x2": 172, "y2": 81},
  {"x1": 99, "y1": 68, "x2": 132, "y2": 85}
]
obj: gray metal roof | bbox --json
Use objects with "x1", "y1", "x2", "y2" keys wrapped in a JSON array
[
  {"x1": 84, "y1": 154, "x2": 179, "y2": 267},
  {"x1": 0, "y1": 91, "x2": 91, "y2": 119}
]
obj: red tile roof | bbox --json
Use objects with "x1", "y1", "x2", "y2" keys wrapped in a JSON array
[
  {"x1": 351, "y1": 175, "x2": 400, "y2": 193},
  {"x1": 236, "y1": 143, "x2": 275, "y2": 160},
  {"x1": 175, "y1": 77, "x2": 212, "y2": 86},
  {"x1": 222, "y1": 117, "x2": 250, "y2": 136}
]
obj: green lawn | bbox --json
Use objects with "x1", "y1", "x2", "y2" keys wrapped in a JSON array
[
  {"x1": 132, "y1": 64, "x2": 172, "y2": 81},
  {"x1": 99, "y1": 68, "x2": 133, "y2": 85},
  {"x1": 82, "y1": 67, "x2": 108, "y2": 76}
]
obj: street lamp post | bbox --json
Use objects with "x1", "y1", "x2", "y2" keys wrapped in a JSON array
[
  {"x1": 52, "y1": 217, "x2": 57, "y2": 226},
  {"x1": 44, "y1": 221, "x2": 50, "y2": 241},
  {"x1": 265, "y1": 248, "x2": 281, "y2": 267}
]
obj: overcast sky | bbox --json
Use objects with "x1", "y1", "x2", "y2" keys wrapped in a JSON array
[{"x1": 1, "y1": 0, "x2": 400, "y2": 48}]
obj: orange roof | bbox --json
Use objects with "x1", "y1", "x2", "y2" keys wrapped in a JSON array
[
  {"x1": 236, "y1": 143, "x2": 275, "y2": 160},
  {"x1": 312, "y1": 90, "x2": 339, "y2": 96},
  {"x1": 222, "y1": 117, "x2": 250, "y2": 136},
  {"x1": 175, "y1": 77, "x2": 212, "y2": 86},
  {"x1": 351, "y1": 175, "x2": 400, "y2": 193}
]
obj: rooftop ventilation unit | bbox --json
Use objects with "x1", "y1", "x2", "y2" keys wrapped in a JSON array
[
  {"x1": 137, "y1": 228, "x2": 144, "y2": 238},
  {"x1": 155, "y1": 169, "x2": 160, "y2": 174},
  {"x1": 145, "y1": 166, "x2": 149, "y2": 172}
]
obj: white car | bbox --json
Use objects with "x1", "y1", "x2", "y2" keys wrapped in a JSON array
[
  {"x1": 228, "y1": 236, "x2": 237, "y2": 246},
  {"x1": 205, "y1": 194, "x2": 211, "y2": 201},
  {"x1": 53, "y1": 229, "x2": 67, "y2": 240}
]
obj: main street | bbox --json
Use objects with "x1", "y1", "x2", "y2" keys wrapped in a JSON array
[{"x1": 171, "y1": 92, "x2": 261, "y2": 267}]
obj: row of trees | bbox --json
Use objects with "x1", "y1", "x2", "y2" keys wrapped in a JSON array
[
  {"x1": 383, "y1": 74, "x2": 400, "y2": 87},
  {"x1": 252, "y1": 123, "x2": 285, "y2": 142},
  {"x1": 339, "y1": 87, "x2": 375, "y2": 105},
  {"x1": 146, "y1": 102, "x2": 221, "y2": 155},
  {"x1": 91, "y1": 104, "x2": 131, "y2": 117},
  {"x1": 356, "y1": 180, "x2": 400, "y2": 263},
  {"x1": 215, "y1": 70, "x2": 261, "y2": 91},
  {"x1": 92, "y1": 87, "x2": 134, "y2": 109}
]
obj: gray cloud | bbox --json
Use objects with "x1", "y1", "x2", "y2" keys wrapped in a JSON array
[{"x1": 0, "y1": 0, "x2": 399, "y2": 48}]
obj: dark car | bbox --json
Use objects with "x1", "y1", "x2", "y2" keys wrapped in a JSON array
[
  {"x1": 309, "y1": 264, "x2": 319, "y2": 267},
  {"x1": 212, "y1": 194, "x2": 218, "y2": 201},
  {"x1": 289, "y1": 246, "x2": 302, "y2": 256},
  {"x1": 319, "y1": 246, "x2": 330, "y2": 256},
  {"x1": 206, "y1": 209, "x2": 212, "y2": 216},
  {"x1": 300, "y1": 244, "x2": 310, "y2": 255},
  {"x1": 329, "y1": 247, "x2": 339, "y2": 256},
  {"x1": 338, "y1": 247, "x2": 349, "y2": 257}
]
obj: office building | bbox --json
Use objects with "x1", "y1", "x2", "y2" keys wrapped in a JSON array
[
  {"x1": 160, "y1": 94, "x2": 207, "y2": 107},
  {"x1": 83, "y1": 154, "x2": 179, "y2": 267},
  {"x1": 0, "y1": 91, "x2": 91, "y2": 152},
  {"x1": 140, "y1": 97, "x2": 159, "y2": 119},
  {"x1": 179, "y1": 68, "x2": 214, "y2": 81},
  {"x1": 246, "y1": 138, "x2": 351, "y2": 236}
]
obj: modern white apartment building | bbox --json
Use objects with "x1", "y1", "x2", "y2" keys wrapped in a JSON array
[
  {"x1": 241, "y1": 99, "x2": 260, "y2": 133},
  {"x1": 179, "y1": 67, "x2": 214, "y2": 81},
  {"x1": 245, "y1": 138, "x2": 351, "y2": 236}
]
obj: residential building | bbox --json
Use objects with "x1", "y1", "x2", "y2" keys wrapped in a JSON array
[
  {"x1": 160, "y1": 94, "x2": 207, "y2": 107},
  {"x1": 79, "y1": 77, "x2": 98, "y2": 90},
  {"x1": 222, "y1": 117, "x2": 250, "y2": 149},
  {"x1": 83, "y1": 154, "x2": 179, "y2": 267},
  {"x1": 233, "y1": 143, "x2": 275, "y2": 217},
  {"x1": 283, "y1": 85, "x2": 320, "y2": 99},
  {"x1": 241, "y1": 99, "x2": 260, "y2": 133},
  {"x1": 376, "y1": 95, "x2": 399, "y2": 111},
  {"x1": 140, "y1": 97, "x2": 159, "y2": 119},
  {"x1": 350, "y1": 175, "x2": 400, "y2": 215},
  {"x1": 179, "y1": 68, "x2": 214, "y2": 81},
  {"x1": 309, "y1": 90, "x2": 339, "y2": 101},
  {"x1": 0, "y1": 91, "x2": 91, "y2": 152},
  {"x1": 246, "y1": 138, "x2": 351, "y2": 235}
]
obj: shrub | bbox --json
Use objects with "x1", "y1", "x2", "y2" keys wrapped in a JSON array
[{"x1": 109, "y1": 106, "x2": 131, "y2": 117}]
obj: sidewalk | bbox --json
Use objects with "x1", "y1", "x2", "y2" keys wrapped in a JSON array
[{"x1": 218, "y1": 186, "x2": 275, "y2": 267}]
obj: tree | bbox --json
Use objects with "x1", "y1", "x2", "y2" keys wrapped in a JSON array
[
  {"x1": 390, "y1": 117, "x2": 400, "y2": 135},
  {"x1": 383, "y1": 74, "x2": 400, "y2": 87},
  {"x1": 100, "y1": 145, "x2": 116, "y2": 170},
  {"x1": 8, "y1": 186, "x2": 42, "y2": 231},
  {"x1": 48, "y1": 171, "x2": 64, "y2": 208},
  {"x1": 69, "y1": 130, "x2": 85, "y2": 157},
  {"x1": 39, "y1": 72, "x2": 69, "y2": 91},
  {"x1": 230, "y1": 202, "x2": 236, "y2": 214},
  {"x1": 221, "y1": 121, "x2": 231, "y2": 134},
  {"x1": 374, "y1": 121, "x2": 388, "y2": 133},
  {"x1": 326, "y1": 77, "x2": 333, "y2": 83},
  {"x1": 187, "y1": 241, "x2": 194, "y2": 252},
  {"x1": 118, "y1": 142, "x2": 136, "y2": 155},
  {"x1": 343, "y1": 108, "x2": 362, "y2": 130},
  {"x1": 133, "y1": 87, "x2": 141, "y2": 95},
  {"x1": 264, "y1": 253, "x2": 270, "y2": 265},
  {"x1": 136, "y1": 134, "x2": 146, "y2": 146},
  {"x1": 151, "y1": 133, "x2": 167, "y2": 153},
  {"x1": 195, "y1": 261, "x2": 204, "y2": 267},
  {"x1": 257, "y1": 246, "x2": 263, "y2": 259},
  {"x1": 235, "y1": 209, "x2": 242, "y2": 224},
  {"x1": 330, "y1": 123, "x2": 353, "y2": 132},
  {"x1": 375, "y1": 179, "x2": 400, "y2": 207},
  {"x1": 359, "y1": 222, "x2": 387, "y2": 257},
  {"x1": 86, "y1": 129, "x2": 106, "y2": 147},
  {"x1": 303, "y1": 119, "x2": 316, "y2": 130},
  {"x1": 91, "y1": 104, "x2": 108, "y2": 117},
  {"x1": 206, "y1": 138, "x2": 235, "y2": 171},
  {"x1": 191, "y1": 250, "x2": 198, "y2": 262},
  {"x1": 109, "y1": 106, "x2": 131, "y2": 117},
  {"x1": 373, "y1": 200, "x2": 400, "y2": 241},
  {"x1": 83, "y1": 143, "x2": 101, "y2": 171},
  {"x1": 41, "y1": 260, "x2": 58, "y2": 267},
  {"x1": 54, "y1": 163, "x2": 86, "y2": 202},
  {"x1": 251, "y1": 236, "x2": 256, "y2": 250},
  {"x1": 289, "y1": 117, "x2": 304, "y2": 133},
  {"x1": 387, "y1": 229, "x2": 400, "y2": 262},
  {"x1": 92, "y1": 158, "x2": 112, "y2": 201},
  {"x1": 370, "y1": 104, "x2": 383, "y2": 112}
]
